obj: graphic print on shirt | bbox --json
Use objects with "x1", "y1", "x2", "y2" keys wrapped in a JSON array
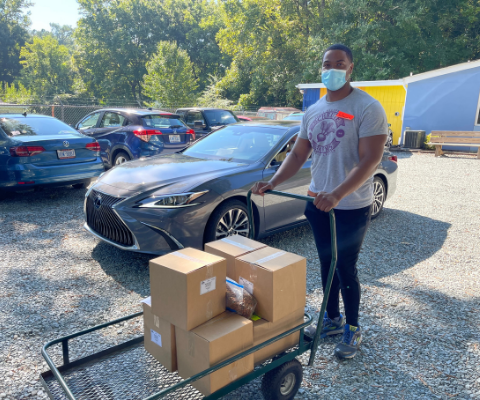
[{"x1": 308, "y1": 110, "x2": 346, "y2": 156}]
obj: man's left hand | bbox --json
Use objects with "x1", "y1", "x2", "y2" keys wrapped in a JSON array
[{"x1": 313, "y1": 191, "x2": 340, "y2": 212}]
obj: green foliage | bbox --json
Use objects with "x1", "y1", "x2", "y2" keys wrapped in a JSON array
[
  {"x1": 0, "y1": 82, "x2": 34, "y2": 103},
  {"x1": 31, "y1": 24, "x2": 75, "y2": 49},
  {"x1": 196, "y1": 76, "x2": 233, "y2": 108},
  {"x1": 19, "y1": 36, "x2": 74, "y2": 98},
  {"x1": 142, "y1": 41, "x2": 198, "y2": 108},
  {"x1": 74, "y1": 0, "x2": 225, "y2": 100},
  {"x1": 424, "y1": 134, "x2": 436, "y2": 150},
  {"x1": 0, "y1": 0, "x2": 31, "y2": 84}
]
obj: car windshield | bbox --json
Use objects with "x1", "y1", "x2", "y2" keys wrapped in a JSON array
[
  {"x1": 283, "y1": 114, "x2": 304, "y2": 121},
  {"x1": 183, "y1": 125, "x2": 288, "y2": 163},
  {"x1": 142, "y1": 115, "x2": 186, "y2": 128},
  {"x1": 0, "y1": 117, "x2": 77, "y2": 137},
  {"x1": 203, "y1": 110, "x2": 238, "y2": 126}
]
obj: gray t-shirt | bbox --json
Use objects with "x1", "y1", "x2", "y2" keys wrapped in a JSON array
[{"x1": 299, "y1": 88, "x2": 387, "y2": 210}]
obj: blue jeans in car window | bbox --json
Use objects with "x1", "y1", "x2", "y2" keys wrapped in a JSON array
[{"x1": 304, "y1": 202, "x2": 372, "y2": 327}]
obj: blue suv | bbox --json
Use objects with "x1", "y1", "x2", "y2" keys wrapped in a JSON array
[{"x1": 75, "y1": 108, "x2": 195, "y2": 167}]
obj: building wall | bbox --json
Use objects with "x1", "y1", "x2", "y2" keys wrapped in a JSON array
[
  {"x1": 402, "y1": 66, "x2": 480, "y2": 152},
  {"x1": 360, "y1": 86, "x2": 406, "y2": 145}
]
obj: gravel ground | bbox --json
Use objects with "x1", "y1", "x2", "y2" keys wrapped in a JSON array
[{"x1": 1, "y1": 152, "x2": 479, "y2": 400}]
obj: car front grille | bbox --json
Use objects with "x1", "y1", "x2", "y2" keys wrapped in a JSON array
[{"x1": 86, "y1": 189, "x2": 134, "y2": 247}]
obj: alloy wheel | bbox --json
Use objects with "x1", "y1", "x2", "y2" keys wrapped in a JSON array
[
  {"x1": 115, "y1": 156, "x2": 128, "y2": 165},
  {"x1": 372, "y1": 179, "x2": 385, "y2": 217},
  {"x1": 215, "y1": 208, "x2": 250, "y2": 239}
]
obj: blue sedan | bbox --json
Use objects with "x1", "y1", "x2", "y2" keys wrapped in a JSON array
[{"x1": 0, "y1": 114, "x2": 104, "y2": 195}]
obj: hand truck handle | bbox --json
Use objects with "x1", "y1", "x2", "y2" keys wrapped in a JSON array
[{"x1": 246, "y1": 189, "x2": 337, "y2": 366}]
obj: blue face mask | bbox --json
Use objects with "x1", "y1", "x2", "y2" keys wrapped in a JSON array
[{"x1": 322, "y1": 69, "x2": 347, "y2": 91}]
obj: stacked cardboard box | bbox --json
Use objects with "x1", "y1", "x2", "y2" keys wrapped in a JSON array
[
  {"x1": 205, "y1": 235, "x2": 267, "y2": 278},
  {"x1": 143, "y1": 239, "x2": 307, "y2": 396}
]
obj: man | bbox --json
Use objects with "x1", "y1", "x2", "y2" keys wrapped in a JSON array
[{"x1": 251, "y1": 44, "x2": 387, "y2": 359}]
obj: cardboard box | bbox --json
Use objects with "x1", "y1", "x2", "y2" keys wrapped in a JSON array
[
  {"x1": 176, "y1": 311, "x2": 254, "y2": 396},
  {"x1": 142, "y1": 297, "x2": 177, "y2": 372},
  {"x1": 235, "y1": 246, "x2": 306, "y2": 322},
  {"x1": 150, "y1": 248, "x2": 227, "y2": 331},
  {"x1": 252, "y1": 308, "x2": 305, "y2": 365},
  {"x1": 205, "y1": 235, "x2": 267, "y2": 278}
]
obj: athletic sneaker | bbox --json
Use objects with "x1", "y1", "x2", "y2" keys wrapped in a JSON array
[
  {"x1": 334, "y1": 324, "x2": 362, "y2": 359},
  {"x1": 305, "y1": 312, "x2": 345, "y2": 339}
]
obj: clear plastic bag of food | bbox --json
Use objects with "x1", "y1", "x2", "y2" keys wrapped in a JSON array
[{"x1": 226, "y1": 278, "x2": 257, "y2": 319}]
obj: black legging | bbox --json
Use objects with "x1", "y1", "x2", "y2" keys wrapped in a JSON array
[{"x1": 304, "y1": 202, "x2": 372, "y2": 327}]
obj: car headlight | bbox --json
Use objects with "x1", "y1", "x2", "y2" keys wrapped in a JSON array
[{"x1": 136, "y1": 191, "x2": 209, "y2": 209}]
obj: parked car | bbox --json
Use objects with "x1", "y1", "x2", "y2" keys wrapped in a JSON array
[
  {"x1": 175, "y1": 108, "x2": 239, "y2": 138},
  {"x1": 283, "y1": 112, "x2": 305, "y2": 121},
  {"x1": 84, "y1": 120, "x2": 398, "y2": 254},
  {"x1": 0, "y1": 114, "x2": 103, "y2": 195},
  {"x1": 75, "y1": 108, "x2": 195, "y2": 167},
  {"x1": 236, "y1": 115, "x2": 271, "y2": 122},
  {"x1": 257, "y1": 107, "x2": 302, "y2": 120}
]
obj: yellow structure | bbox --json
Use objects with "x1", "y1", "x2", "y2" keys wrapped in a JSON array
[{"x1": 298, "y1": 80, "x2": 407, "y2": 145}]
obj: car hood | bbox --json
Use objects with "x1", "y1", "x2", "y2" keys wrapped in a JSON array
[{"x1": 96, "y1": 153, "x2": 248, "y2": 194}]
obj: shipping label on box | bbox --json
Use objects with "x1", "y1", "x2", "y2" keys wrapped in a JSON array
[
  {"x1": 150, "y1": 248, "x2": 227, "y2": 331},
  {"x1": 142, "y1": 298, "x2": 177, "y2": 372},
  {"x1": 235, "y1": 247, "x2": 306, "y2": 322},
  {"x1": 176, "y1": 311, "x2": 254, "y2": 396},
  {"x1": 205, "y1": 235, "x2": 266, "y2": 278}
]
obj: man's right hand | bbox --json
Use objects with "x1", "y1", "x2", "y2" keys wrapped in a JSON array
[{"x1": 251, "y1": 181, "x2": 275, "y2": 196}]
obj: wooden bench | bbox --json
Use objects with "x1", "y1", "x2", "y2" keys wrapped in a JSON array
[{"x1": 430, "y1": 131, "x2": 480, "y2": 159}]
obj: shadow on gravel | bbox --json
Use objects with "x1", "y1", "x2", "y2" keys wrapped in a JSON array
[{"x1": 91, "y1": 241, "x2": 153, "y2": 297}]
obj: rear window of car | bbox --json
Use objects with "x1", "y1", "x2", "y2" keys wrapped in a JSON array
[
  {"x1": 142, "y1": 115, "x2": 187, "y2": 129},
  {"x1": 0, "y1": 117, "x2": 77, "y2": 137},
  {"x1": 203, "y1": 110, "x2": 238, "y2": 126}
]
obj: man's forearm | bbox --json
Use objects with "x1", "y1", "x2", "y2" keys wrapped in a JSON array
[{"x1": 332, "y1": 159, "x2": 379, "y2": 201}]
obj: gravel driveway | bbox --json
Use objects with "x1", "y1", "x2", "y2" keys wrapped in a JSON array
[{"x1": 1, "y1": 152, "x2": 479, "y2": 400}]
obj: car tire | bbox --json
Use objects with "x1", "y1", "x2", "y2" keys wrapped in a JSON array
[
  {"x1": 204, "y1": 200, "x2": 251, "y2": 243},
  {"x1": 113, "y1": 151, "x2": 130, "y2": 166},
  {"x1": 371, "y1": 176, "x2": 386, "y2": 219},
  {"x1": 261, "y1": 359, "x2": 303, "y2": 400}
]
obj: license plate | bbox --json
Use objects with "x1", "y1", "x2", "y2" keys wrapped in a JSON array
[
  {"x1": 169, "y1": 135, "x2": 181, "y2": 143},
  {"x1": 57, "y1": 149, "x2": 76, "y2": 159}
]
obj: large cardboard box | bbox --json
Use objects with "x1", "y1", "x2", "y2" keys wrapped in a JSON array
[
  {"x1": 235, "y1": 247, "x2": 306, "y2": 322},
  {"x1": 141, "y1": 297, "x2": 177, "y2": 372},
  {"x1": 205, "y1": 235, "x2": 267, "y2": 278},
  {"x1": 150, "y1": 248, "x2": 227, "y2": 331},
  {"x1": 176, "y1": 311, "x2": 254, "y2": 396},
  {"x1": 252, "y1": 308, "x2": 305, "y2": 365}
]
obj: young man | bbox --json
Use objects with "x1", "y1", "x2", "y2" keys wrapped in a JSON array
[{"x1": 251, "y1": 44, "x2": 387, "y2": 359}]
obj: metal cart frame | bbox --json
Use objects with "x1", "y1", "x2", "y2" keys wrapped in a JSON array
[{"x1": 41, "y1": 190, "x2": 338, "y2": 400}]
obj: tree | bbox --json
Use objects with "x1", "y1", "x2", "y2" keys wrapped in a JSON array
[
  {"x1": 142, "y1": 41, "x2": 198, "y2": 108},
  {"x1": 19, "y1": 36, "x2": 74, "y2": 98},
  {"x1": 0, "y1": 0, "x2": 31, "y2": 84},
  {"x1": 31, "y1": 23, "x2": 75, "y2": 48},
  {"x1": 196, "y1": 75, "x2": 233, "y2": 108},
  {"x1": 74, "y1": 0, "x2": 226, "y2": 100},
  {"x1": 0, "y1": 82, "x2": 33, "y2": 103}
]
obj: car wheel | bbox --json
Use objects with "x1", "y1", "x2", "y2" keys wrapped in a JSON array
[
  {"x1": 205, "y1": 200, "x2": 251, "y2": 243},
  {"x1": 371, "y1": 176, "x2": 386, "y2": 219},
  {"x1": 114, "y1": 151, "x2": 130, "y2": 165}
]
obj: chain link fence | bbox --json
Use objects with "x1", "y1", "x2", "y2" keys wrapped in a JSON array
[{"x1": 0, "y1": 102, "x2": 301, "y2": 125}]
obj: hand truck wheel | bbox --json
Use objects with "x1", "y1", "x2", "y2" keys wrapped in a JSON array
[{"x1": 261, "y1": 359, "x2": 303, "y2": 400}]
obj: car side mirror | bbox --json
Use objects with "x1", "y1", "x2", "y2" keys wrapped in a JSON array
[{"x1": 194, "y1": 121, "x2": 205, "y2": 129}]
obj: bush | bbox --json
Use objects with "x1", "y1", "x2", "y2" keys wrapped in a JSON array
[{"x1": 424, "y1": 134, "x2": 436, "y2": 150}]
